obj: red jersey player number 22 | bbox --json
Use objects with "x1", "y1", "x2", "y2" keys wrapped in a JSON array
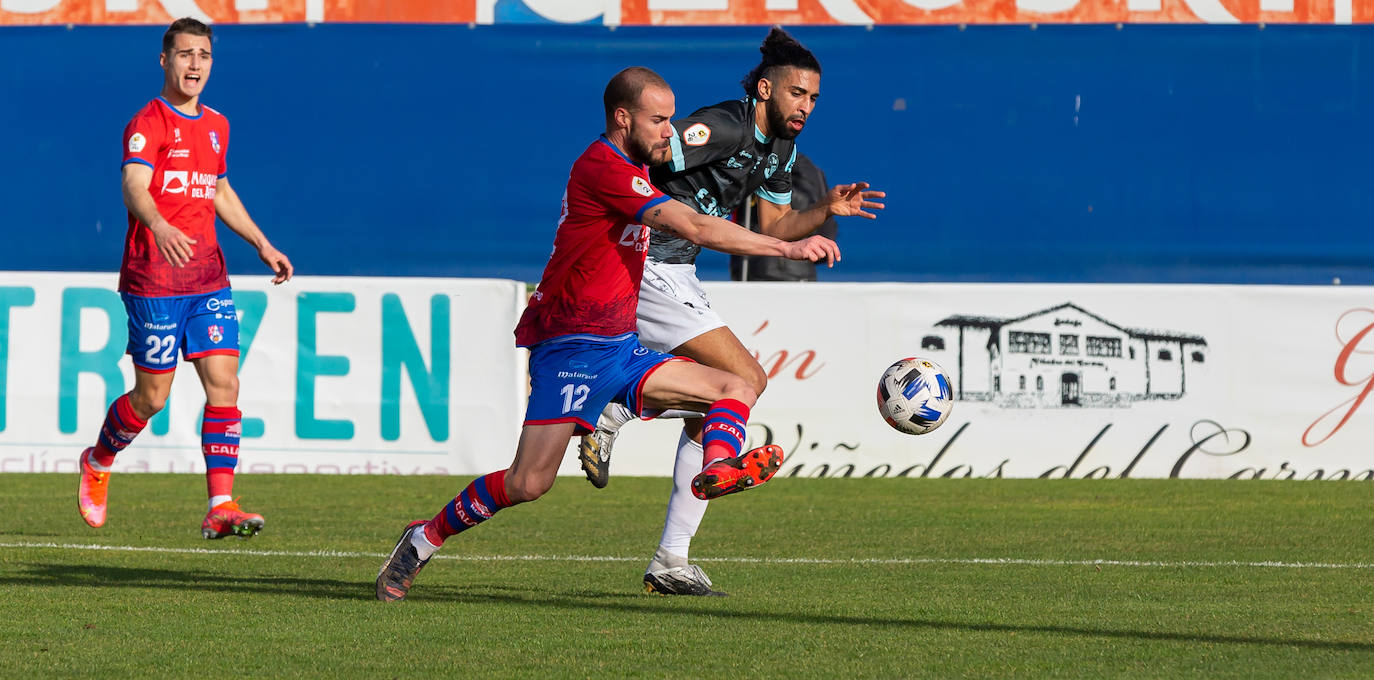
[{"x1": 120, "y1": 97, "x2": 230, "y2": 297}]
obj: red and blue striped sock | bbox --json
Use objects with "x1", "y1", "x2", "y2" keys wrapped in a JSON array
[
  {"x1": 423, "y1": 469, "x2": 513, "y2": 546},
  {"x1": 701, "y1": 398, "x2": 750, "y2": 465},
  {"x1": 90, "y1": 394, "x2": 148, "y2": 469},
  {"x1": 202, "y1": 405, "x2": 242, "y2": 501}
]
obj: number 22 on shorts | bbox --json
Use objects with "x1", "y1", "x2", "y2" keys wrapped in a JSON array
[{"x1": 144, "y1": 334, "x2": 176, "y2": 365}]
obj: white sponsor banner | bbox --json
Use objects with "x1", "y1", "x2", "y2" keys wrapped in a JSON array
[
  {"x1": 583, "y1": 282, "x2": 1374, "y2": 481},
  {"x1": 4, "y1": 275, "x2": 1371, "y2": 480},
  {"x1": 0, "y1": 273, "x2": 526, "y2": 475}
]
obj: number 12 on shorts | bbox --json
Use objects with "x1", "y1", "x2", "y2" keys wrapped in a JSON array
[
  {"x1": 560, "y1": 384, "x2": 589, "y2": 413},
  {"x1": 145, "y1": 334, "x2": 176, "y2": 365}
]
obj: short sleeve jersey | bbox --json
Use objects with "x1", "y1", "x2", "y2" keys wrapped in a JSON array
[
  {"x1": 119, "y1": 97, "x2": 230, "y2": 297},
  {"x1": 647, "y1": 98, "x2": 797, "y2": 265},
  {"x1": 514, "y1": 137, "x2": 672, "y2": 347}
]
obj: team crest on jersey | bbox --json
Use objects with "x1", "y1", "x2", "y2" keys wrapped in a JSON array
[
  {"x1": 682, "y1": 123, "x2": 711, "y2": 147},
  {"x1": 208, "y1": 325, "x2": 224, "y2": 344},
  {"x1": 765, "y1": 153, "x2": 779, "y2": 178},
  {"x1": 128, "y1": 133, "x2": 146, "y2": 153},
  {"x1": 631, "y1": 176, "x2": 654, "y2": 197},
  {"x1": 210, "y1": 131, "x2": 220, "y2": 154}
]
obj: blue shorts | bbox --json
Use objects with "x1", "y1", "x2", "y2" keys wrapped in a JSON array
[
  {"x1": 122, "y1": 287, "x2": 240, "y2": 373},
  {"x1": 524, "y1": 333, "x2": 678, "y2": 434}
]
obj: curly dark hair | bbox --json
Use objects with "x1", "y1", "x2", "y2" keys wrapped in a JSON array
[{"x1": 740, "y1": 27, "x2": 821, "y2": 99}]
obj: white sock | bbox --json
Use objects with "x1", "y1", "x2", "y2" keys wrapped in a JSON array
[
  {"x1": 656, "y1": 409, "x2": 705, "y2": 420},
  {"x1": 657, "y1": 430, "x2": 709, "y2": 559},
  {"x1": 600, "y1": 402, "x2": 635, "y2": 433},
  {"x1": 410, "y1": 525, "x2": 440, "y2": 560},
  {"x1": 646, "y1": 545, "x2": 689, "y2": 574},
  {"x1": 208, "y1": 495, "x2": 232, "y2": 512}
]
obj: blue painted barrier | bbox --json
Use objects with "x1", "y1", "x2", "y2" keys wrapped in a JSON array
[{"x1": 3, "y1": 24, "x2": 1369, "y2": 283}]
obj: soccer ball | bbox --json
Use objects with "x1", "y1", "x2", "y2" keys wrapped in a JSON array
[{"x1": 876, "y1": 357, "x2": 953, "y2": 435}]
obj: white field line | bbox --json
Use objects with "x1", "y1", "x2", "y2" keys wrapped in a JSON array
[{"x1": 1, "y1": 541, "x2": 1371, "y2": 570}]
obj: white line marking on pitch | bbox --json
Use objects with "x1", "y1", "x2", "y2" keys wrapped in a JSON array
[{"x1": 0, "y1": 541, "x2": 1371, "y2": 570}]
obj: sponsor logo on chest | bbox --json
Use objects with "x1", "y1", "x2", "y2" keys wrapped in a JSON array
[
  {"x1": 161, "y1": 170, "x2": 218, "y2": 199},
  {"x1": 618, "y1": 224, "x2": 650, "y2": 252}
]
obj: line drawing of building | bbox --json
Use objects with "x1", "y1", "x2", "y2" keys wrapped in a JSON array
[{"x1": 924, "y1": 302, "x2": 1208, "y2": 408}]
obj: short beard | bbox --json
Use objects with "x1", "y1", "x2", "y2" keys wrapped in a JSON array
[
  {"x1": 626, "y1": 135, "x2": 657, "y2": 166},
  {"x1": 767, "y1": 99, "x2": 800, "y2": 140},
  {"x1": 626, "y1": 125, "x2": 668, "y2": 166}
]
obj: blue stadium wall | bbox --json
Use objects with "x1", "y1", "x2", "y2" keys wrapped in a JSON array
[{"x1": 3, "y1": 24, "x2": 1370, "y2": 284}]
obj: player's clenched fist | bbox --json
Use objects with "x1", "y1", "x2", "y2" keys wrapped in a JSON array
[{"x1": 781, "y1": 235, "x2": 841, "y2": 266}]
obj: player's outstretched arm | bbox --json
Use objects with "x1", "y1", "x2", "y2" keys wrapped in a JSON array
[
  {"x1": 123, "y1": 164, "x2": 197, "y2": 267},
  {"x1": 756, "y1": 182, "x2": 886, "y2": 241},
  {"x1": 214, "y1": 178, "x2": 293, "y2": 284},
  {"x1": 642, "y1": 198, "x2": 841, "y2": 267}
]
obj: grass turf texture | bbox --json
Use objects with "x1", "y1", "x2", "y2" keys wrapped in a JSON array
[{"x1": 1, "y1": 474, "x2": 1371, "y2": 678}]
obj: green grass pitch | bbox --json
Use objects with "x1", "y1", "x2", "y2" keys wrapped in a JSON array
[{"x1": 1, "y1": 473, "x2": 1371, "y2": 678}]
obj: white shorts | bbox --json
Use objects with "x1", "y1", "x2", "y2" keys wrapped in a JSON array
[{"x1": 637, "y1": 260, "x2": 726, "y2": 352}]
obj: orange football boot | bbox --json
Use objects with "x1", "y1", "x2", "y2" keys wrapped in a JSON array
[
  {"x1": 690, "y1": 444, "x2": 784, "y2": 500},
  {"x1": 201, "y1": 498, "x2": 265, "y2": 539},
  {"x1": 77, "y1": 447, "x2": 110, "y2": 528}
]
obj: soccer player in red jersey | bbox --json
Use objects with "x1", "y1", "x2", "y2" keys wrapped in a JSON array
[
  {"x1": 579, "y1": 28, "x2": 885, "y2": 596},
  {"x1": 374, "y1": 67, "x2": 840, "y2": 601},
  {"x1": 77, "y1": 18, "x2": 293, "y2": 539}
]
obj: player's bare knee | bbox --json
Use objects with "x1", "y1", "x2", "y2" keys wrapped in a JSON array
[
  {"x1": 507, "y1": 472, "x2": 554, "y2": 503},
  {"x1": 719, "y1": 373, "x2": 758, "y2": 407},
  {"x1": 128, "y1": 390, "x2": 167, "y2": 419},
  {"x1": 205, "y1": 373, "x2": 240, "y2": 404},
  {"x1": 745, "y1": 365, "x2": 768, "y2": 397},
  {"x1": 140, "y1": 396, "x2": 167, "y2": 417}
]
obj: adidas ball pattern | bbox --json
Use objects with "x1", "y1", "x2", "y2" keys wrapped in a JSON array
[{"x1": 877, "y1": 357, "x2": 953, "y2": 435}]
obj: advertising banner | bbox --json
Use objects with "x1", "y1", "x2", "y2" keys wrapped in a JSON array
[
  {"x1": 599, "y1": 282, "x2": 1374, "y2": 481},
  {"x1": 0, "y1": 0, "x2": 1365, "y2": 25},
  {"x1": 2, "y1": 274, "x2": 1370, "y2": 480},
  {"x1": 0, "y1": 273, "x2": 527, "y2": 476}
]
